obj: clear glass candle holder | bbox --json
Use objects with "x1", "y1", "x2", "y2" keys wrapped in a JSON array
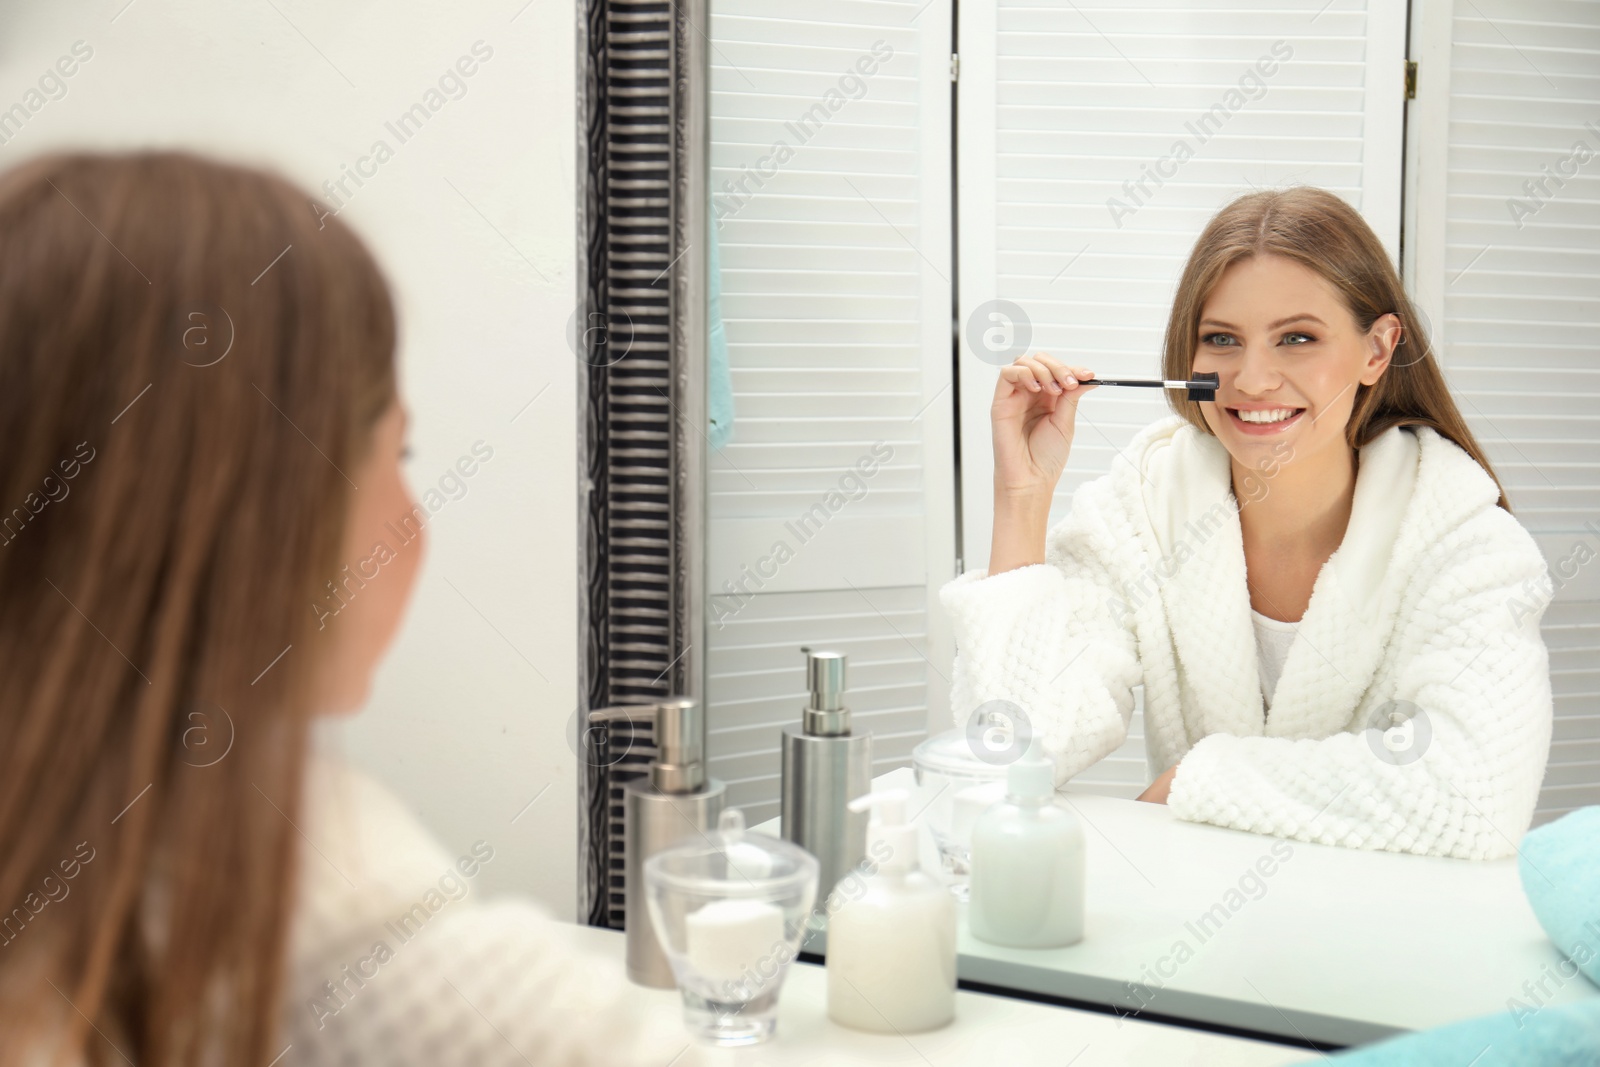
[{"x1": 644, "y1": 809, "x2": 819, "y2": 1046}]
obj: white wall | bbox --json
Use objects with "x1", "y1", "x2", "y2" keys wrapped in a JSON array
[{"x1": 0, "y1": 0, "x2": 581, "y2": 912}]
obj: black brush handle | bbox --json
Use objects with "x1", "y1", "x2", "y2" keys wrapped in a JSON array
[{"x1": 1078, "y1": 373, "x2": 1218, "y2": 401}]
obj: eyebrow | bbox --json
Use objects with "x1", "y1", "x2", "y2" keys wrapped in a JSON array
[{"x1": 1199, "y1": 314, "x2": 1328, "y2": 332}]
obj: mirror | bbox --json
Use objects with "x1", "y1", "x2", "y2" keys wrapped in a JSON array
[{"x1": 693, "y1": 0, "x2": 1600, "y2": 1052}]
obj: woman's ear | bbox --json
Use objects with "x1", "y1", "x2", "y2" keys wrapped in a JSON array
[{"x1": 1361, "y1": 312, "x2": 1403, "y2": 385}]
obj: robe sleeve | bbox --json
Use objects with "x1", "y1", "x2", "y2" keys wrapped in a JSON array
[
  {"x1": 1167, "y1": 511, "x2": 1554, "y2": 860},
  {"x1": 939, "y1": 484, "x2": 1144, "y2": 782}
]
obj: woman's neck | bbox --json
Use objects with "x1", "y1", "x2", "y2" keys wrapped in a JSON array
[{"x1": 1235, "y1": 439, "x2": 1359, "y2": 559}]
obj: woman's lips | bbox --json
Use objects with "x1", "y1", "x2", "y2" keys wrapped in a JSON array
[{"x1": 1224, "y1": 406, "x2": 1306, "y2": 436}]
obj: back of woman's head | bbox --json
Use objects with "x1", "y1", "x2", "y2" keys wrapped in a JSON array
[
  {"x1": 0, "y1": 150, "x2": 395, "y2": 1064},
  {"x1": 1162, "y1": 185, "x2": 1509, "y2": 510}
]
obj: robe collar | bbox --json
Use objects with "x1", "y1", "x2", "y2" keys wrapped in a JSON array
[{"x1": 1122, "y1": 416, "x2": 1495, "y2": 742}]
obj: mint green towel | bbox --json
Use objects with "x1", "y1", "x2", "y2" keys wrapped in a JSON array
[
  {"x1": 1330, "y1": 807, "x2": 1600, "y2": 1064},
  {"x1": 1327, "y1": 1000, "x2": 1600, "y2": 1065},
  {"x1": 1520, "y1": 806, "x2": 1600, "y2": 987}
]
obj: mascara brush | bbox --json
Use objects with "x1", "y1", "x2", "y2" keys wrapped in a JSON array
[{"x1": 1079, "y1": 372, "x2": 1219, "y2": 402}]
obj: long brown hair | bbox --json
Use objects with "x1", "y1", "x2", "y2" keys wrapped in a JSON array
[
  {"x1": 1161, "y1": 186, "x2": 1510, "y2": 511},
  {"x1": 0, "y1": 151, "x2": 396, "y2": 1063}
]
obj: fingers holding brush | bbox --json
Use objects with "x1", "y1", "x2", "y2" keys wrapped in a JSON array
[{"x1": 999, "y1": 353, "x2": 1096, "y2": 397}]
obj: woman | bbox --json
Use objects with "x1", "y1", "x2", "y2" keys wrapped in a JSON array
[
  {"x1": 0, "y1": 152, "x2": 692, "y2": 1065},
  {"x1": 942, "y1": 187, "x2": 1552, "y2": 861}
]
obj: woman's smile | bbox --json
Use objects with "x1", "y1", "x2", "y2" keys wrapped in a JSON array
[{"x1": 1221, "y1": 402, "x2": 1307, "y2": 435}]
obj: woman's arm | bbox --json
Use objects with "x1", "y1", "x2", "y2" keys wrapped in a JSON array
[
  {"x1": 1166, "y1": 516, "x2": 1554, "y2": 860},
  {"x1": 942, "y1": 483, "x2": 1144, "y2": 782}
]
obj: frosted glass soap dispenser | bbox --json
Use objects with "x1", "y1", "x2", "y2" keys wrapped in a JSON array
[
  {"x1": 826, "y1": 789, "x2": 956, "y2": 1033},
  {"x1": 968, "y1": 743, "x2": 1085, "y2": 949}
]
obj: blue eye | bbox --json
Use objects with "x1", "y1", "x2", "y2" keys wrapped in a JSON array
[{"x1": 1201, "y1": 333, "x2": 1236, "y2": 347}]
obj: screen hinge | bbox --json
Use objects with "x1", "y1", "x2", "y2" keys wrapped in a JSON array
[
  {"x1": 950, "y1": 53, "x2": 960, "y2": 83},
  {"x1": 1405, "y1": 60, "x2": 1418, "y2": 100}
]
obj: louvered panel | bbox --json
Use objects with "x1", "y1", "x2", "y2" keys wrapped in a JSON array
[
  {"x1": 959, "y1": 0, "x2": 1403, "y2": 793},
  {"x1": 706, "y1": 586, "x2": 934, "y2": 827},
  {"x1": 1438, "y1": 0, "x2": 1600, "y2": 824},
  {"x1": 705, "y1": 2, "x2": 954, "y2": 820}
]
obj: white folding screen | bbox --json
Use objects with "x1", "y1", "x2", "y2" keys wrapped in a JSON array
[
  {"x1": 956, "y1": 0, "x2": 1407, "y2": 794},
  {"x1": 705, "y1": 1, "x2": 955, "y2": 824},
  {"x1": 704, "y1": 0, "x2": 1591, "y2": 822},
  {"x1": 1406, "y1": 0, "x2": 1600, "y2": 824}
]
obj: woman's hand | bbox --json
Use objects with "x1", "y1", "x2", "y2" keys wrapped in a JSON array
[
  {"x1": 992, "y1": 352, "x2": 1097, "y2": 498},
  {"x1": 1136, "y1": 762, "x2": 1180, "y2": 804},
  {"x1": 987, "y1": 353, "x2": 1096, "y2": 575}
]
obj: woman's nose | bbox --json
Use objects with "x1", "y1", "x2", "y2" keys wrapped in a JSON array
[{"x1": 1230, "y1": 345, "x2": 1281, "y2": 397}]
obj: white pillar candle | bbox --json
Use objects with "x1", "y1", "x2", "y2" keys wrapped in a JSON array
[{"x1": 685, "y1": 898, "x2": 786, "y2": 990}]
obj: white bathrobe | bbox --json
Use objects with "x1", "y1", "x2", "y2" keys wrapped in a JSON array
[
  {"x1": 940, "y1": 415, "x2": 1553, "y2": 861},
  {"x1": 279, "y1": 758, "x2": 702, "y2": 1065}
]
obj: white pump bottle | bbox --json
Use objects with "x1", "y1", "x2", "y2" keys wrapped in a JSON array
[
  {"x1": 825, "y1": 789, "x2": 956, "y2": 1033},
  {"x1": 968, "y1": 746, "x2": 1085, "y2": 948}
]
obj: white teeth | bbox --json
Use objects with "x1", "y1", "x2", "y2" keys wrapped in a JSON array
[{"x1": 1234, "y1": 408, "x2": 1300, "y2": 424}]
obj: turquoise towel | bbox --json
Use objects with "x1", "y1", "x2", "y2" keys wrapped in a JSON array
[
  {"x1": 1329, "y1": 807, "x2": 1600, "y2": 1064},
  {"x1": 1327, "y1": 1000, "x2": 1600, "y2": 1066},
  {"x1": 707, "y1": 191, "x2": 735, "y2": 450},
  {"x1": 1521, "y1": 806, "x2": 1600, "y2": 987}
]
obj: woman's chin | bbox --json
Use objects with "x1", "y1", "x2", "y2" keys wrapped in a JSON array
[{"x1": 315, "y1": 678, "x2": 374, "y2": 718}]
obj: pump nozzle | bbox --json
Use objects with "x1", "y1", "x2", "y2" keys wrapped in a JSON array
[
  {"x1": 848, "y1": 789, "x2": 917, "y2": 871},
  {"x1": 799, "y1": 648, "x2": 850, "y2": 736},
  {"x1": 1006, "y1": 736, "x2": 1057, "y2": 801}
]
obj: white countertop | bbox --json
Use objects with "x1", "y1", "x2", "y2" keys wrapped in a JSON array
[
  {"x1": 753, "y1": 766, "x2": 1595, "y2": 1049},
  {"x1": 566, "y1": 922, "x2": 1314, "y2": 1065}
]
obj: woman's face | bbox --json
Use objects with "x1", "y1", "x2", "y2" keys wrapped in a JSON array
[
  {"x1": 313, "y1": 397, "x2": 425, "y2": 714},
  {"x1": 1192, "y1": 253, "x2": 1399, "y2": 472}
]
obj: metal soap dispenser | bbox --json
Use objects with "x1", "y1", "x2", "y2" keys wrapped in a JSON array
[
  {"x1": 780, "y1": 649, "x2": 872, "y2": 908},
  {"x1": 588, "y1": 696, "x2": 725, "y2": 988}
]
